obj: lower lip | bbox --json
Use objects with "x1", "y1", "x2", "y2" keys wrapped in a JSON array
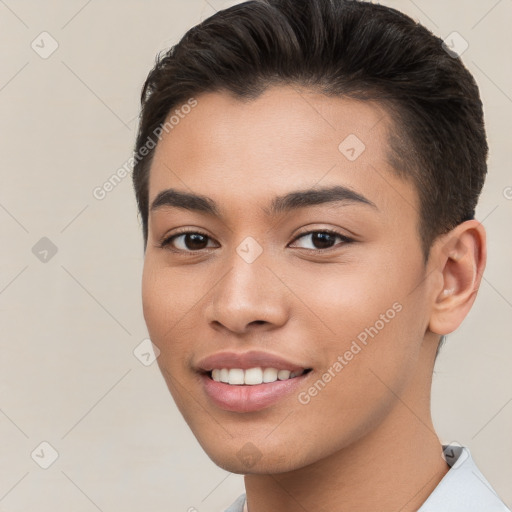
[{"x1": 201, "y1": 372, "x2": 311, "y2": 412}]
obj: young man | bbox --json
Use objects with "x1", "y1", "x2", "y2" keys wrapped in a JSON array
[{"x1": 131, "y1": 0, "x2": 510, "y2": 510}]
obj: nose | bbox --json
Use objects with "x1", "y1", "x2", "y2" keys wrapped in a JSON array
[{"x1": 204, "y1": 246, "x2": 289, "y2": 335}]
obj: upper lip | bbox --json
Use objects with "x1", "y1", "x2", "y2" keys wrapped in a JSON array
[{"x1": 196, "y1": 350, "x2": 310, "y2": 373}]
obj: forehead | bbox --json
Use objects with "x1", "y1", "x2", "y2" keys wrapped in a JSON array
[{"x1": 148, "y1": 85, "x2": 418, "y2": 221}]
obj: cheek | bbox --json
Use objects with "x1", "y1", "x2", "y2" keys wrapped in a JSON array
[
  {"x1": 286, "y1": 258, "x2": 410, "y2": 342},
  {"x1": 289, "y1": 258, "x2": 424, "y2": 416},
  {"x1": 142, "y1": 258, "x2": 198, "y2": 336},
  {"x1": 141, "y1": 259, "x2": 203, "y2": 413},
  {"x1": 141, "y1": 259, "x2": 190, "y2": 371},
  {"x1": 141, "y1": 261, "x2": 166, "y2": 337},
  {"x1": 141, "y1": 257, "x2": 218, "y2": 380}
]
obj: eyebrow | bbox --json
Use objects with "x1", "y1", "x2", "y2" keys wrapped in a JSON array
[{"x1": 149, "y1": 185, "x2": 378, "y2": 217}]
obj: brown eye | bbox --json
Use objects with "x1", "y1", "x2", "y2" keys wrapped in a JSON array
[
  {"x1": 291, "y1": 230, "x2": 353, "y2": 251},
  {"x1": 161, "y1": 231, "x2": 216, "y2": 252}
]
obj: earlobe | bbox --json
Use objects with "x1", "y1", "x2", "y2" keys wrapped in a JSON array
[{"x1": 429, "y1": 220, "x2": 486, "y2": 335}]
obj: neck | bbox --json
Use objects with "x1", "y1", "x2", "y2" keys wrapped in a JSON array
[{"x1": 243, "y1": 339, "x2": 449, "y2": 512}]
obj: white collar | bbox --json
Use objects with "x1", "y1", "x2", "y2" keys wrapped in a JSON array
[{"x1": 417, "y1": 444, "x2": 510, "y2": 511}]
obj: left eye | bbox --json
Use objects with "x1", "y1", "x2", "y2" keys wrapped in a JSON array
[{"x1": 290, "y1": 230, "x2": 352, "y2": 251}]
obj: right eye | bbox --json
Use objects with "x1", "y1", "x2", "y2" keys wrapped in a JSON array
[{"x1": 160, "y1": 230, "x2": 218, "y2": 253}]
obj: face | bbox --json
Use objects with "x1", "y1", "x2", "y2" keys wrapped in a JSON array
[{"x1": 141, "y1": 85, "x2": 436, "y2": 474}]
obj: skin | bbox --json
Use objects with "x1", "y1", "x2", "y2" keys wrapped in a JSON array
[{"x1": 141, "y1": 85, "x2": 486, "y2": 511}]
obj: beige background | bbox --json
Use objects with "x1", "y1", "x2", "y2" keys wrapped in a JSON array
[{"x1": 0, "y1": 0, "x2": 510, "y2": 510}]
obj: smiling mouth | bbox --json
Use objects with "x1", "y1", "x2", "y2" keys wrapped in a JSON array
[{"x1": 206, "y1": 367, "x2": 313, "y2": 385}]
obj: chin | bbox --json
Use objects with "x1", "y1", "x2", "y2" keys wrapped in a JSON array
[
  {"x1": 196, "y1": 435, "x2": 314, "y2": 475},
  {"x1": 208, "y1": 454, "x2": 297, "y2": 475}
]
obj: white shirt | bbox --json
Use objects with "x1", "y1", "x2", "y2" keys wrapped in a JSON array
[{"x1": 224, "y1": 445, "x2": 510, "y2": 511}]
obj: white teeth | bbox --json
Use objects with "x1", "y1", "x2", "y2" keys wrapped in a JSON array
[
  {"x1": 228, "y1": 368, "x2": 245, "y2": 385},
  {"x1": 262, "y1": 367, "x2": 278, "y2": 383},
  {"x1": 220, "y1": 368, "x2": 229, "y2": 383},
  {"x1": 244, "y1": 367, "x2": 263, "y2": 385},
  {"x1": 277, "y1": 369, "x2": 291, "y2": 380},
  {"x1": 210, "y1": 367, "x2": 305, "y2": 385}
]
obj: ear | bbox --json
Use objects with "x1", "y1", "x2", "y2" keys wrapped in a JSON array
[{"x1": 428, "y1": 219, "x2": 487, "y2": 335}]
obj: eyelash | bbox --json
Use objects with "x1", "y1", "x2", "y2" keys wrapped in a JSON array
[{"x1": 158, "y1": 228, "x2": 353, "y2": 254}]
